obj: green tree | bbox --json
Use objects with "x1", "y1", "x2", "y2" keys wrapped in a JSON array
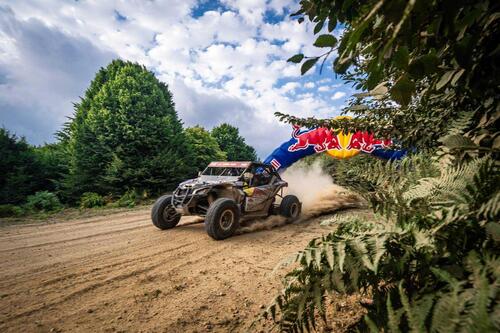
[
  {"x1": 65, "y1": 59, "x2": 192, "y2": 199},
  {"x1": 0, "y1": 128, "x2": 42, "y2": 204},
  {"x1": 266, "y1": 1, "x2": 499, "y2": 331},
  {"x1": 211, "y1": 123, "x2": 258, "y2": 161},
  {"x1": 185, "y1": 126, "x2": 226, "y2": 172},
  {"x1": 33, "y1": 142, "x2": 69, "y2": 198}
]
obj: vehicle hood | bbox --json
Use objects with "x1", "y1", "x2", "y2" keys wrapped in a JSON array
[{"x1": 178, "y1": 176, "x2": 240, "y2": 189}]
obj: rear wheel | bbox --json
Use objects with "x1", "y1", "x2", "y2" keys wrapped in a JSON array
[
  {"x1": 279, "y1": 195, "x2": 301, "y2": 222},
  {"x1": 205, "y1": 198, "x2": 240, "y2": 240},
  {"x1": 151, "y1": 195, "x2": 181, "y2": 230}
]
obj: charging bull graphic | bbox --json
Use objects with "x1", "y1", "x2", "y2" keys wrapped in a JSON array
[
  {"x1": 288, "y1": 125, "x2": 342, "y2": 152},
  {"x1": 264, "y1": 117, "x2": 407, "y2": 172},
  {"x1": 346, "y1": 131, "x2": 392, "y2": 153}
]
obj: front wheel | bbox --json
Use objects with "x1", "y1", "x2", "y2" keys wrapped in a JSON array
[
  {"x1": 279, "y1": 195, "x2": 301, "y2": 222},
  {"x1": 151, "y1": 195, "x2": 181, "y2": 230},
  {"x1": 205, "y1": 198, "x2": 240, "y2": 240}
]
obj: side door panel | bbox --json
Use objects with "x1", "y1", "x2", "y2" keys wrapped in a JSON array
[
  {"x1": 244, "y1": 186, "x2": 273, "y2": 212},
  {"x1": 244, "y1": 165, "x2": 276, "y2": 212}
]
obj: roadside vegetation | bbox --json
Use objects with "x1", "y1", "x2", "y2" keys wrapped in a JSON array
[
  {"x1": 0, "y1": 60, "x2": 257, "y2": 219},
  {"x1": 264, "y1": 0, "x2": 499, "y2": 331}
]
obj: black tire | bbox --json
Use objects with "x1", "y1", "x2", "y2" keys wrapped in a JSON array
[
  {"x1": 279, "y1": 195, "x2": 301, "y2": 221},
  {"x1": 205, "y1": 198, "x2": 240, "y2": 240},
  {"x1": 151, "y1": 195, "x2": 181, "y2": 230}
]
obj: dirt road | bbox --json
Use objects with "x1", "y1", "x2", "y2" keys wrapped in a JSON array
[{"x1": 0, "y1": 194, "x2": 360, "y2": 333}]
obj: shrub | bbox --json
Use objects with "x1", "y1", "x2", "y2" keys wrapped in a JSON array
[
  {"x1": 116, "y1": 189, "x2": 140, "y2": 208},
  {"x1": 80, "y1": 192, "x2": 105, "y2": 209},
  {"x1": 0, "y1": 204, "x2": 24, "y2": 217},
  {"x1": 25, "y1": 191, "x2": 62, "y2": 212}
]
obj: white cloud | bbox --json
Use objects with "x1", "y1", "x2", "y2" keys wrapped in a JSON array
[
  {"x1": 331, "y1": 91, "x2": 347, "y2": 100},
  {"x1": 221, "y1": 0, "x2": 267, "y2": 25},
  {"x1": 0, "y1": 0, "x2": 347, "y2": 158},
  {"x1": 0, "y1": 5, "x2": 115, "y2": 143},
  {"x1": 280, "y1": 82, "x2": 300, "y2": 93},
  {"x1": 318, "y1": 86, "x2": 330, "y2": 92}
]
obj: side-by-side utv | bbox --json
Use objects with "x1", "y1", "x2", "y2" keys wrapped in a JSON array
[{"x1": 151, "y1": 161, "x2": 301, "y2": 240}]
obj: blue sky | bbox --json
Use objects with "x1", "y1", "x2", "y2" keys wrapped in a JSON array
[{"x1": 0, "y1": 0, "x2": 354, "y2": 158}]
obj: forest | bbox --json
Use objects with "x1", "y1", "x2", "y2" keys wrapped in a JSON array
[{"x1": 0, "y1": 60, "x2": 257, "y2": 216}]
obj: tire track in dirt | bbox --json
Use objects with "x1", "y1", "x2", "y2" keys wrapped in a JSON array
[
  {"x1": 0, "y1": 223, "x2": 150, "y2": 253},
  {"x1": 0, "y1": 217, "x2": 203, "y2": 281},
  {"x1": 0, "y1": 195, "x2": 361, "y2": 333}
]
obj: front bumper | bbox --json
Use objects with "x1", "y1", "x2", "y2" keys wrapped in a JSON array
[{"x1": 172, "y1": 186, "x2": 209, "y2": 213}]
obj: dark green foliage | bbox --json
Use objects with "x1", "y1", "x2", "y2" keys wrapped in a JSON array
[
  {"x1": 0, "y1": 204, "x2": 23, "y2": 217},
  {"x1": 185, "y1": 126, "x2": 227, "y2": 172},
  {"x1": 64, "y1": 59, "x2": 193, "y2": 199},
  {"x1": 25, "y1": 191, "x2": 62, "y2": 212},
  {"x1": 266, "y1": 0, "x2": 500, "y2": 331},
  {"x1": 33, "y1": 142, "x2": 70, "y2": 198},
  {"x1": 80, "y1": 192, "x2": 105, "y2": 209},
  {"x1": 0, "y1": 128, "x2": 43, "y2": 204},
  {"x1": 313, "y1": 34, "x2": 337, "y2": 48},
  {"x1": 287, "y1": 54, "x2": 304, "y2": 63},
  {"x1": 265, "y1": 143, "x2": 499, "y2": 332},
  {"x1": 115, "y1": 189, "x2": 141, "y2": 208},
  {"x1": 277, "y1": 0, "x2": 499, "y2": 150},
  {"x1": 211, "y1": 123, "x2": 258, "y2": 161}
]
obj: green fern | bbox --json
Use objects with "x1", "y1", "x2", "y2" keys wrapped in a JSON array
[
  {"x1": 360, "y1": 252, "x2": 499, "y2": 333},
  {"x1": 264, "y1": 129, "x2": 499, "y2": 332}
]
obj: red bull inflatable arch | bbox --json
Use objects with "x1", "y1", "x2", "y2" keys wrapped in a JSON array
[{"x1": 263, "y1": 120, "x2": 407, "y2": 172}]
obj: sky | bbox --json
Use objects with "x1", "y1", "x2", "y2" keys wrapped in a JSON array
[{"x1": 0, "y1": 0, "x2": 354, "y2": 159}]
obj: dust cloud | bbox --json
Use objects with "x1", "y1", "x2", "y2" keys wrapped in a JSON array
[{"x1": 238, "y1": 162, "x2": 361, "y2": 234}]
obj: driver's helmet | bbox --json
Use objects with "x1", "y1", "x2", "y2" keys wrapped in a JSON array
[{"x1": 255, "y1": 167, "x2": 265, "y2": 174}]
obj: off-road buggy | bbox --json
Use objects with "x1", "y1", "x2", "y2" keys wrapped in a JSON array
[{"x1": 151, "y1": 161, "x2": 301, "y2": 240}]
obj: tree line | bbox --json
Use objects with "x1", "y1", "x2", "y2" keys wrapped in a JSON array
[{"x1": 0, "y1": 60, "x2": 257, "y2": 215}]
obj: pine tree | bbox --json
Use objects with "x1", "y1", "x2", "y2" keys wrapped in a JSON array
[{"x1": 0, "y1": 129, "x2": 42, "y2": 204}]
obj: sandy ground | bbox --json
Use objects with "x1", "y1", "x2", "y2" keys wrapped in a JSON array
[{"x1": 0, "y1": 194, "x2": 362, "y2": 333}]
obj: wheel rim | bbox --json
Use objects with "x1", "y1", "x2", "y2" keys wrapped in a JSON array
[
  {"x1": 163, "y1": 205, "x2": 178, "y2": 222},
  {"x1": 219, "y1": 209, "x2": 234, "y2": 231},
  {"x1": 290, "y1": 203, "x2": 299, "y2": 218}
]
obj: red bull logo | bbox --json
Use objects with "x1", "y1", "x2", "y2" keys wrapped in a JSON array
[
  {"x1": 346, "y1": 131, "x2": 392, "y2": 153},
  {"x1": 288, "y1": 125, "x2": 342, "y2": 153},
  {"x1": 288, "y1": 125, "x2": 392, "y2": 157}
]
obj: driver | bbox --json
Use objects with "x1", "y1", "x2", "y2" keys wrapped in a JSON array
[{"x1": 253, "y1": 167, "x2": 266, "y2": 187}]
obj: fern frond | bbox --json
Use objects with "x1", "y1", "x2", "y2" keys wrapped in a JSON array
[
  {"x1": 442, "y1": 111, "x2": 475, "y2": 136},
  {"x1": 404, "y1": 156, "x2": 493, "y2": 207},
  {"x1": 478, "y1": 191, "x2": 500, "y2": 221}
]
